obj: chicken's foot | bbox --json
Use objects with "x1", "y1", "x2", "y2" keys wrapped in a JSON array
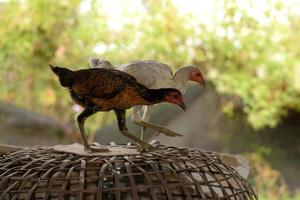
[{"x1": 114, "y1": 109, "x2": 154, "y2": 152}]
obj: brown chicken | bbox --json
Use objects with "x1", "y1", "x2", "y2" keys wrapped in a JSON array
[{"x1": 50, "y1": 65, "x2": 186, "y2": 152}]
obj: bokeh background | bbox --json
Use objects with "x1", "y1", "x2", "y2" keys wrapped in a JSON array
[{"x1": 0, "y1": 0, "x2": 299, "y2": 199}]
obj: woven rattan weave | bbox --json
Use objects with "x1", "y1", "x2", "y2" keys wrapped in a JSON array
[{"x1": 0, "y1": 145, "x2": 257, "y2": 200}]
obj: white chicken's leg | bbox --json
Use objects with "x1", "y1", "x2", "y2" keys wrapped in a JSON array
[
  {"x1": 132, "y1": 106, "x2": 182, "y2": 139},
  {"x1": 140, "y1": 106, "x2": 152, "y2": 140},
  {"x1": 132, "y1": 105, "x2": 144, "y2": 139}
]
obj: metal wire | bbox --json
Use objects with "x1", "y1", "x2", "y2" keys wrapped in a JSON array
[{"x1": 0, "y1": 145, "x2": 257, "y2": 200}]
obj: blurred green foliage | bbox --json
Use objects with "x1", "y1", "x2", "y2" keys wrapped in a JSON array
[
  {"x1": 0, "y1": 0, "x2": 299, "y2": 129},
  {"x1": 0, "y1": 0, "x2": 113, "y2": 129},
  {"x1": 0, "y1": 1, "x2": 299, "y2": 198},
  {"x1": 200, "y1": 1, "x2": 300, "y2": 129}
]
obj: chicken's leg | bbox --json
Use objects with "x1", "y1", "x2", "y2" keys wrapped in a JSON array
[
  {"x1": 132, "y1": 106, "x2": 145, "y2": 140},
  {"x1": 140, "y1": 105, "x2": 151, "y2": 140},
  {"x1": 137, "y1": 121, "x2": 182, "y2": 137},
  {"x1": 114, "y1": 109, "x2": 154, "y2": 151},
  {"x1": 133, "y1": 106, "x2": 182, "y2": 138},
  {"x1": 77, "y1": 106, "x2": 108, "y2": 153}
]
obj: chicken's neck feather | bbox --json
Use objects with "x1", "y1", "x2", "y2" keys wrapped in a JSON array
[
  {"x1": 173, "y1": 68, "x2": 190, "y2": 94},
  {"x1": 139, "y1": 88, "x2": 172, "y2": 104}
]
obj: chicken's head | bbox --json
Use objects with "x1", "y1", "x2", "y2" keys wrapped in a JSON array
[
  {"x1": 189, "y1": 67, "x2": 206, "y2": 86},
  {"x1": 89, "y1": 58, "x2": 114, "y2": 69},
  {"x1": 163, "y1": 89, "x2": 186, "y2": 110}
]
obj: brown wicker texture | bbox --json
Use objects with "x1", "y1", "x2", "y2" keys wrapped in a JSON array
[{"x1": 0, "y1": 145, "x2": 257, "y2": 200}]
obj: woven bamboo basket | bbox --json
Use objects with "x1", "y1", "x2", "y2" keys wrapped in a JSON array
[{"x1": 0, "y1": 145, "x2": 257, "y2": 200}]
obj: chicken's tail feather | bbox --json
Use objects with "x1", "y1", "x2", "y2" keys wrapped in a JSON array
[{"x1": 49, "y1": 64, "x2": 74, "y2": 87}]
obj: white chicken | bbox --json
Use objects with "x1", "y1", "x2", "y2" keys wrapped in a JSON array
[{"x1": 89, "y1": 58, "x2": 205, "y2": 140}]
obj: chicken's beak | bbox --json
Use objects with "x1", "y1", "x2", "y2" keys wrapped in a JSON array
[{"x1": 179, "y1": 103, "x2": 187, "y2": 111}]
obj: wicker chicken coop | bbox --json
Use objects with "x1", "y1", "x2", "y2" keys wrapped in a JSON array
[{"x1": 0, "y1": 145, "x2": 257, "y2": 200}]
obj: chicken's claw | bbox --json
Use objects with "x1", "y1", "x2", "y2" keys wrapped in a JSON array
[
  {"x1": 85, "y1": 145, "x2": 109, "y2": 153},
  {"x1": 137, "y1": 143, "x2": 155, "y2": 152},
  {"x1": 84, "y1": 147, "x2": 93, "y2": 153}
]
